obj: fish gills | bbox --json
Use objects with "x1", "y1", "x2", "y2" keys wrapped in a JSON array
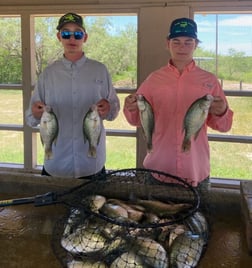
[
  {"x1": 83, "y1": 104, "x2": 102, "y2": 158},
  {"x1": 137, "y1": 94, "x2": 154, "y2": 153},
  {"x1": 182, "y1": 94, "x2": 214, "y2": 152},
  {"x1": 40, "y1": 105, "x2": 58, "y2": 160}
]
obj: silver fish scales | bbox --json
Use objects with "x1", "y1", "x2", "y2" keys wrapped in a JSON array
[
  {"x1": 137, "y1": 94, "x2": 154, "y2": 153},
  {"x1": 182, "y1": 94, "x2": 214, "y2": 152},
  {"x1": 40, "y1": 105, "x2": 58, "y2": 160},
  {"x1": 83, "y1": 104, "x2": 102, "y2": 158}
]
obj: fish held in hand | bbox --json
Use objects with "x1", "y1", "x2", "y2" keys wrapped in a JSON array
[
  {"x1": 137, "y1": 94, "x2": 154, "y2": 153},
  {"x1": 40, "y1": 105, "x2": 58, "y2": 160},
  {"x1": 182, "y1": 94, "x2": 214, "y2": 152},
  {"x1": 83, "y1": 104, "x2": 102, "y2": 158}
]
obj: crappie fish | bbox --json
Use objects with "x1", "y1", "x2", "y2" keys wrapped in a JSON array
[
  {"x1": 100, "y1": 202, "x2": 128, "y2": 219},
  {"x1": 81, "y1": 195, "x2": 106, "y2": 212},
  {"x1": 110, "y1": 251, "x2": 145, "y2": 268},
  {"x1": 83, "y1": 104, "x2": 102, "y2": 158},
  {"x1": 182, "y1": 94, "x2": 214, "y2": 152},
  {"x1": 184, "y1": 211, "x2": 209, "y2": 244},
  {"x1": 61, "y1": 224, "x2": 107, "y2": 254},
  {"x1": 107, "y1": 199, "x2": 144, "y2": 222},
  {"x1": 67, "y1": 259, "x2": 108, "y2": 268},
  {"x1": 169, "y1": 231, "x2": 204, "y2": 268},
  {"x1": 137, "y1": 94, "x2": 154, "y2": 153},
  {"x1": 40, "y1": 105, "x2": 58, "y2": 160},
  {"x1": 135, "y1": 199, "x2": 192, "y2": 217},
  {"x1": 131, "y1": 236, "x2": 169, "y2": 268}
]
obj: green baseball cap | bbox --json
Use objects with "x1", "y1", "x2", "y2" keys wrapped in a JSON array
[
  {"x1": 56, "y1": 12, "x2": 85, "y2": 31},
  {"x1": 168, "y1": 18, "x2": 197, "y2": 39}
]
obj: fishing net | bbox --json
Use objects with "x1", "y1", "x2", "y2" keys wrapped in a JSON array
[{"x1": 51, "y1": 168, "x2": 209, "y2": 268}]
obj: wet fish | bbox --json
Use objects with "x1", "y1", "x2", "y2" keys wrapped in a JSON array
[
  {"x1": 110, "y1": 251, "x2": 145, "y2": 268},
  {"x1": 184, "y1": 211, "x2": 209, "y2": 244},
  {"x1": 83, "y1": 104, "x2": 102, "y2": 158},
  {"x1": 100, "y1": 202, "x2": 128, "y2": 219},
  {"x1": 137, "y1": 94, "x2": 154, "y2": 153},
  {"x1": 67, "y1": 259, "x2": 108, "y2": 268},
  {"x1": 61, "y1": 224, "x2": 107, "y2": 254},
  {"x1": 40, "y1": 105, "x2": 58, "y2": 160},
  {"x1": 81, "y1": 195, "x2": 106, "y2": 213},
  {"x1": 131, "y1": 236, "x2": 169, "y2": 268},
  {"x1": 107, "y1": 199, "x2": 144, "y2": 222},
  {"x1": 169, "y1": 231, "x2": 204, "y2": 268},
  {"x1": 168, "y1": 224, "x2": 187, "y2": 247},
  {"x1": 182, "y1": 94, "x2": 214, "y2": 152},
  {"x1": 135, "y1": 199, "x2": 192, "y2": 217}
]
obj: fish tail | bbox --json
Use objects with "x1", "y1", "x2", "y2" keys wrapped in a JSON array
[
  {"x1": 88, "y1": 146, "x2": 97, "y2": 158},
  {"x1": 182, "y1": 139, "x2": 191, "y2": 152},
  {"x1": 147, "y1": 143, "x2": 153, "y2": 153},
  {"x1": 44, "y1": 149, "x2": 53, "y2": 160}
]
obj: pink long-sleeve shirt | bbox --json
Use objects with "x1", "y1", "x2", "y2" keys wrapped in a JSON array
[{"x1": 124, "y1": 60, "x2": 233, "y2": 186}]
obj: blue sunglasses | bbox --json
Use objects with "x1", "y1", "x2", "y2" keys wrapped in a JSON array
[{"x1": 60, "y1": 31, "x2": 85, "y2": 40}]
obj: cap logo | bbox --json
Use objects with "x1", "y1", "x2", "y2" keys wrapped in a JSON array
[
  {"x1": 179, "y1": 22, "x2": 188, "y2": 28},
  {"x1": 64, "y1": 14, "x2": 76, "y2": 22}
]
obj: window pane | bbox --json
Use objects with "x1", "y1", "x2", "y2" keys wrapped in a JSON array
[
  {"x1": 208, "y1": 96, "x2": 252, "y2": 136},
  {"x1": 194, "y1": 13, "x2": 252, "y2": 87},
  {"x1": 210, "y1": 142, "x2": 252, "y2": 179},
  {"x1": 0, "y1": 131, "x2": 23, "y2": 164},
  {"x1": 0, "y1": 90, "x2": 23, "y2": 124},
  {"x1": 104, "y1": 93, "x2": 136, "y2": 130},
  {"x1": 34, "y1": 15, "x2": 137, "y2": 87},
  {"x1": 0, "y1": 16, "x2": 22, "y2": 84},
  {"x1": 106, "y1": 136, "x2": 136, "y2": 169}
]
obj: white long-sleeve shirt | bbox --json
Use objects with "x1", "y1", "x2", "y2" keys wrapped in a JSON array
[{"x1": 26, "y1": 55, "x2": 120, "y2": 178}]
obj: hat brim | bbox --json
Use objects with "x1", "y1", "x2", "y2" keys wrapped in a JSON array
[
  {"x1": 56, "y1": 22, "x2": 85, "y2": 31},
  {"x1": 168, "y1": 32, "x2": 197, "y2": 39}
]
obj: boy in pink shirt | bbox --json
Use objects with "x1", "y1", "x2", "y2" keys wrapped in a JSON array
[{"x1": 123, "y1": 18, "x2": 233, "y2": 188}]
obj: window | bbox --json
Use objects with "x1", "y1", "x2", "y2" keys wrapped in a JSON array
[{"x1": 194, "y1": 13, "x2": 252, "y2": 180}]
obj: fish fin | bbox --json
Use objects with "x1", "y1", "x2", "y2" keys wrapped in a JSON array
[
  {"x1": 194, "y1": 128, "x2": 202, "y2": 141},
  {"x1": 88, "y1": 146, "x2": 97, "y2": 158},
  {"x1": 182, "y1": 139, "x2": 191, "y2": 152}
]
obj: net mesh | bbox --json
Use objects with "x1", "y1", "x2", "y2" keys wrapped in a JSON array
[{"x1": 51, "y1": 168, "x2": 209, "y2": 268}]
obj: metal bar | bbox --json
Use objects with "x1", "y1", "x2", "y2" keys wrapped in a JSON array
[{"x1": 208, "y1": 134, "x2": 252, "y2": 143}]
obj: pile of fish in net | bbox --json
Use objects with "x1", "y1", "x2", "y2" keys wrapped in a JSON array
[{"x1": 52, "y1": 168, "x2": 210, "y2": 268}]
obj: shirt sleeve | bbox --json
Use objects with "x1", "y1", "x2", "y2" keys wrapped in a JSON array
[
  {"x1": 207, "y1": 108, "x2": 233, "y2": 132},
  {"x1": 104, "y1": 69, "x2": 120, "y2": 121},
  {"x1": 206, "y1": 77, "x2": 234, "y2": 132},
  {"x1": 25, "y1": 75, "x2": 45, "y2": 127}
]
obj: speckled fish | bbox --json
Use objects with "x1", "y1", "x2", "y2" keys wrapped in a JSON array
[
  {"x1": 137, "y1": 94, "x2": 154, "y2": 153},
  {"x1": 40, "y1": 105, "x2": 58, "y2": 160},
  {"x1": 131, "y1": 236, "x2": 169, "y2": 268},
  {"x1": 110, "y1": 251, "x2": 145, "y2": 268},
  {"x1": 169, "y1": 231, "x2": 205, "y2": 268},
  {"x1": 67, "y1": 259, "x2": 108, "y2": 268},
  {"x1": 81, "y1": 195, "x2": 106, "y2": 213},
  {"x1": 184, "y1": 211, "x2": 209, "y2": 244},
  {"x1": 182, "y1": 94, "x2": 214, "y2": 152},
  {"x1": 61, "y1": 224, "x2": 107, "y2": 254},
  {"x1": 83, "y1": 104, "x2": 102, "y2": 158}
]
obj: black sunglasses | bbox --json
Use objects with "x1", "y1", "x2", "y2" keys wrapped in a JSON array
[{"x1": 60, "y1": 31, "x2": 85, "y2": 40}]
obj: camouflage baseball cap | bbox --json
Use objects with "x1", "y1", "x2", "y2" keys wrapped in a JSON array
[
  {"x1": 168, "y1": 17, "x2": 197, "y2": 39},
  {"x1": 56, "y1": 12, "x2": 85, "y2": 31}
]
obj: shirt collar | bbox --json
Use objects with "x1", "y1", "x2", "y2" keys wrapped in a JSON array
[
  {"x1": 62, "y1": 53, "x2": 87, "y2": 68},
  {"x1": 167, "y1": 59, "x2": 196, "y2": 72}
]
